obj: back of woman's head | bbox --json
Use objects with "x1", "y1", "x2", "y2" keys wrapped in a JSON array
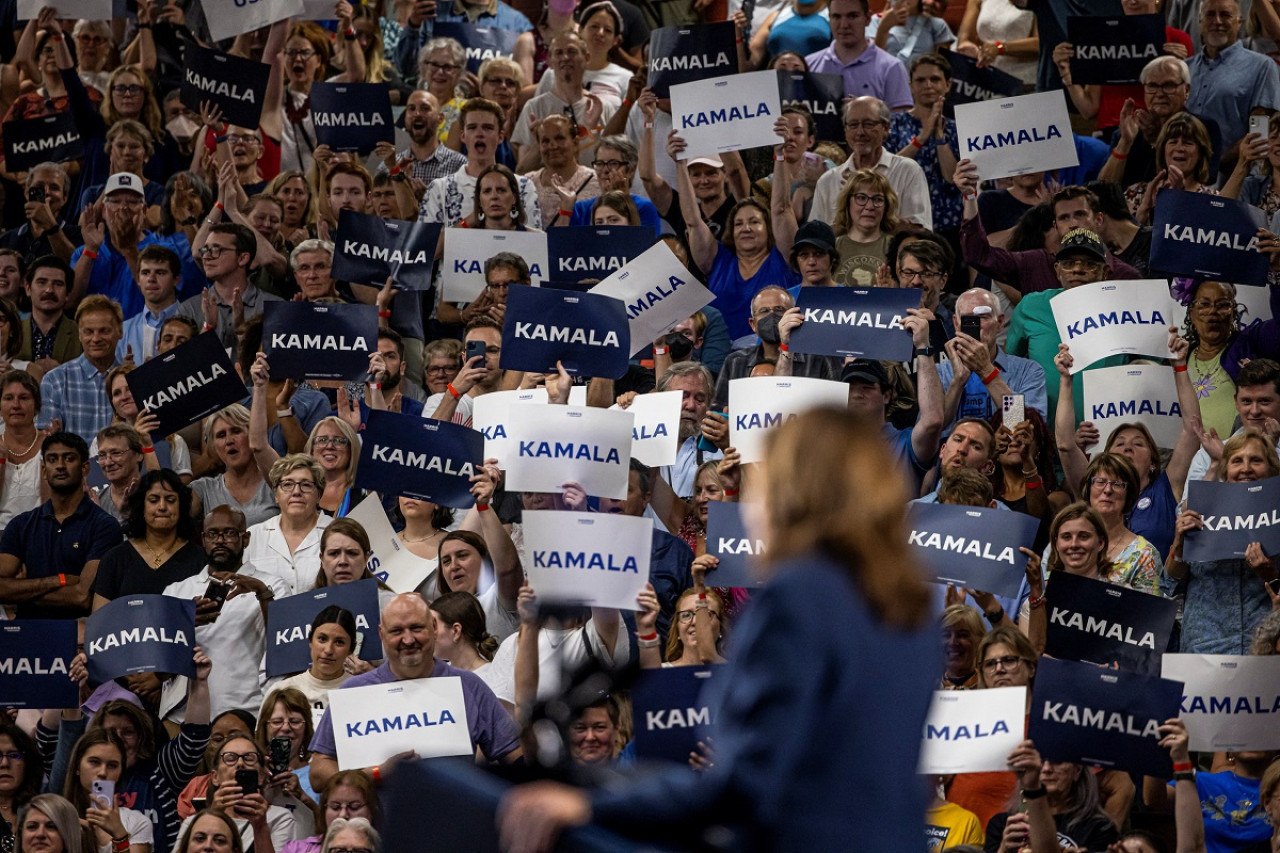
[
  {"x1": 322, "y1": 817, "x2": 380, "y2": 853},
  {"x1": 1008, "y1": 201, "x2": 1055, "y2": 253},
  {"x1": 16, "y1": 794, "x2": 87, "y2": 853},
  {"x1": 431, "y1": 591, "x2": 499, "y2": 660},
  {"x1": 761, "y1": 407, "x2": 931, "y2": 628}
]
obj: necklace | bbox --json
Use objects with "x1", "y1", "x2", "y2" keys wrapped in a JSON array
[
  {"x1": 2, "y1": 430, "x2": 38, "y2": 458},
  {"x1": 399, "y1": 528, "x2": 442, "y2": 544},
  {"x1": 140, "y1": 538, "x2": 179, "y2": 567},
  {"x1": 1191, "y1": 348, "x2": 1226, "y2": 400}
]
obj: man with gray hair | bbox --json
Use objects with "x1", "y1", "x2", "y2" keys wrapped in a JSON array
[
  {"x1": 0, "y1": 162, "x2": 78, "y2": 263},
  {"x1": 811, "y1": 96, "x2": 931, "y2": 229},
  {"x1": 511, "y1": 31, "x2": 617, "y2": 170}
]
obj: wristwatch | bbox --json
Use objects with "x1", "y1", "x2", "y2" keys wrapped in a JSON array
[{"x1": 913, "y1": 345, "x2": 936, "y2": 360}]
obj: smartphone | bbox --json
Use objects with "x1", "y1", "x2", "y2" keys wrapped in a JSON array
[
  {"x1": 465, "y1": 339, "x2": 486, "y2": 366},
  {"x1": 1251, "y1": 114, "x2": 1271, "y2": 141},
  {"x1": 269, "y1": 737, "x2": 292, "y2": 775},
  {"x1": 90, "y1": 779, "x2": 115, "y2": 810},
  {"x1": 1003, "y1": 394, "x2": 1026, "y2": 429},
  {"x1": 1268, "y1": 577, "x2": 1280, "y2": 596},
  {"x1": 234, "y1": 768, "x2": 259, "y2": 796},
  {"x1": 960, "y1": 314, "x2": 981, "y2": 340},
  {"x1": 203, "y1": 578, "x2": 230, "y2": 609},
  {"x1": 28, "y1": 185, "x2": 44, "y2": 204},
  {"x1": 697, "y1": 411, "x2": 726, "y2": 453}
]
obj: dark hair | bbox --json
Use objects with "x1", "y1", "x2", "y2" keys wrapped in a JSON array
[
  {"x1": 0, "y1": 368, "x2": 41, "y2": 412},
  {"x1": 1008, "y1": 201, "x2": 1056, "y2": 252},
  {"x1": 137, "y1": 244, "x2": 181, "y2": 277},
  {"x1": 722, "y1": 199, "x2": 774, "y2": 255},
  {"x1": 437, "y1": 530, "x2": 490, "y2": 594},
  {"x1": 893, "y1": 234, "x2": 952, "y2": 276},
  {"x1": 209, "y1": 222, "x2": 258, "y2": 266},
  {"x1": 0, "y1": 298, "x2": 21, "y2": 359},
  {"x1": 377, "y1": 327, "x2": 404, "y2": 359},
  {"x1": 25, "y1": 254, "x2": 71, "y2": 287},
  {"x1": 1083, "y1": 452, "x2": 1141, "y2": 515},
  {"x1": 310, "y1": 605, "x2": 358, "y2": 645},
  {"x1": 909, "y1": 52, "x2": 952, "y2": 79},
  {"x1": 484, "y1": 251, "x2": 530, "y2": 283},
  {"x1": 87, "y1": 700, "x2": 157, "y2": 765},
  {"x1": 213, "y1": 707, "x2": 257, "y2": 734},
  {"x1": 42, "y1": 430, "x2": 88, "y2": 463},
  {"x1": 63, "y1": 728, "x2": 127, "y2": 815},
  {"x1": 767, "y1": 51, "x2": 808, "y2": 71},
  {"x1": 1236, "y1": 357, "x2": 1280, "y2": 395},
  {"x1": 473, "y1": 164, "x2": 526, "y2": 227},
  {"x1": 390, "y1": 499, "x2": 455, "y2": 531},
  {"x1": 781, "y1": 103, "x2": 815, "y2": 140},
  {"x1": 1085, "y1": 180, "x2": 1134, "y2": 222},
  {"x1": 160, "y1": 315, "x2": 200, "y2": 341},
  {"x1": 0, "y1": 719, "x2": 43, "y2": 809},
  {"x1": 123, "y1": 469, "x2": 196, "y2": 540},
  {"x1": 176, "y1": 809, "x2": 245, "y2": 853},
  {"x1": 431, "y1": 591, "x2": 499, "y2": 660},
  {"x1": 628, "y1": 457, "x2": 652, "y2": 496},
  {"x1": 984, "y1": 408, "x2": 1061, "y2": 499}
]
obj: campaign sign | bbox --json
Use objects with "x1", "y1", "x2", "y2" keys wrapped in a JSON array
[
  {"x1": 432, "y1": 22, "x2": 520, "y2": 72},
  {"x1": 309, "y1": 83, "x2": 394, "y2": 153},
  {"x1": 1151, "y1": 190, "x2": 1269, "y2": 285},
  {"x1": 1082, "y1": 364, "x2": 1183, "y2": 450},
  {"x1": 1183, "y1": 478, "x2": 1280, "y2": 562},
  {"x1": 905, "y1": 502, "x2": 1037, "y2": 599},
  {"x1": 502, "y1": 405, "x2": 633, "y2": 499},
  {"x1": 790, "y1": 287, "x2": 919, "y2": 361},
  {"x1": 1029, "y1": 657, "x2": 1183, "y2": 776},
  {"x1": 918, "y1": 687, "x2": 1026, "y2": 774},
  {"x1": 1043, "y1": 572, "x2": 1177, "y2": 675},
  {"x1": 0, "y1": 620, "x2": 78, "y2": 708},
  {"x1": 356, "y1": 410, "x2": 482, "y2": 508},
  {"x1": 547, "y1": 226, "x2": 653, "y2": 283},
  {"x1": 522, "y1": 511, "x2": 652, "y2": 609},
  {"x1": 500, "y1": 286, "x2": 630, "y2": 379},
  {"x1": 1168, "y1": 283, "x2": 1274, "y2": 333},
  {"x1": 472, "y1": 388, "x2": 549, "y2": 463},
  {"x1": 265, "y1": 579, "x2": 384, "y2": 678},
  {"x1": 647, "y1": 22, "x2": 737, "y2": 98},
  {"x1": 441, "y1": 228, "x2": 548, "y2": 303},
  {"x1": 669, "y1": 71, "x2": 783, "y2": 160},
  {"x1": 86, "y1": 595, "x2": 196, "y2": 684},
  {"x1": 705, "y1": 501, "x2": 766, "y2": 588},
  {"x1": 18, "y1": 0, "x2": 109, "y2": 20},
  {"x1": 1067, "y1": 15, "x2": 1164, "y2": 85},
  {"x1": 3, "y1": 112, "x2": 82, "y2": 173},
  {"x1": 332, "y1": 210, "x2": 440, "y2": 290},
  {"x1": 262, "y1": 301, "x2": 377, "y2": 381},
  {"x1": 181, "y1": 46, "x2": 270, "y2": 130},
  {"x1": 1162, "y1": 654, "x2": 1280, "y2": 750},
  {"x1": 954, "y1": 90, "x2": 1078, "y2": 181},
  {"x1": 125, "y1": 332, "x2": 246, "y2": 438},
  {"x1": 329, "y1": 677, "x2": 473, "y2": 769},
  {"x1": 727, "y1": 376, "x2": 856, "y2": 464},
  {"x1": 589, "y1": 241, "x2": 715, "y2": 356},
  {"x1": 200, "y1": 0, "x2": 303, "y2": 42},
  {"x1": 777, "y1": 70, "x2": 844, "y2": 142},
  {"x1": 1050, "y1": 279, "x2": 1177, "y2": 372},
  {"x1": 346, "y1": 493, "x2": 438, "y2": 594},
  {"x1": 939, "y1": 49, "x2": 1023, "y2": 119},
  {"x1": 611, "y1": 390, "x2": 680, "y2": 468},
  {"x1": 630, "y1": 665, "x2": 719, "y2": 763}
]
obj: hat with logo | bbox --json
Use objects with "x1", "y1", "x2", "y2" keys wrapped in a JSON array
[
  {"x1": 840, "y1": 358, "x2": 890, "y2": 388},
  {"x1": 103, "y1": 172, "x2": 145, "y2": 198},
  {"x1": 687, "y1": 154, "x2": 725, "y2": 169},
  {"x1": 1055, "y1": 228, "x2": 1106, "y2": 263}
]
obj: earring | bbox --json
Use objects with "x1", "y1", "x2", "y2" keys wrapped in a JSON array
[{"x1": 477, "y1": 209, "x2": 485, "y2": 221}]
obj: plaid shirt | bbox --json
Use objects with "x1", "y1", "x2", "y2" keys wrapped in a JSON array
[
  {"x1": 387, "y1": 145, "x2": 467, "y2": 187},
  {"x1": 38, "y1": 354, "x2": 120, "y2": 440}
]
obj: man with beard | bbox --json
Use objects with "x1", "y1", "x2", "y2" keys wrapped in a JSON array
[
  {"x1": 40, "y1": 295, "x2": 124, "y2": 439},
  {"x1": 177, "y1": 223, "x2": 280, "y2": 355},
  {"x1": 429, "y1": 317, "x2": 503, "y2": 426},
  {"x1": 649, "y1": 362, "x2": 723, "y2": 499},
  {"x1": 71, "y1": 173, "x2": 205, "y2": 318},
  {"x1": 391, "y1": 89, "x2": 466, "y2": 186},
  {"x1": 18, "y1": 255, "x2": 80, "y2": 371},
  {"x1": 365, "y1": 329, "x2": 425, "y2": 416},
  {"x1": 308, "y1": 593, "x2": 522, "y2": 792},
  {"x1": 0, "y1": 431, "x2": 120, "y2": 618},
  {"x1": 162, "y1": 505, "x2": 291, "y2": 721}
]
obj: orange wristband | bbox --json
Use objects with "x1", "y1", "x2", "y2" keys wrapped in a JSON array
[
  {"x1": 58, "y1": 573, "x2": 67, "y2": 587},
  {"x1": 446, "y1": 383, "x2": 461, "y2": 400}
]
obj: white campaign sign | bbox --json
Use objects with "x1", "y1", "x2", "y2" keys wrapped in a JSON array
[
  {"x1": 300, "y1": 0, "x2": 334, "y2": 18},
  {"x1": 522, "y1": 511, "x2": 652, "y2": 610},
  {"x1": 502, "y1": 405, "x2": 633, "y2": 499},
  {"x1": 954, "y1": 90, "x2": 1078, "y2": 181},
  {"x1": 611, "y1": 390, "x2": 681, "y2": 467},
  {"x1": 329, "y1": 677, "x2": 472, "y2": 769},
  {"x1": 18, "y1": 0, "x2": 109, "y2": 19},
  {"x1": 441, "y1": 228, "x2": 548, "y2": 303},
  {"x1": 590, "y1": 242, "x2": 714, "y2": 355},
  {"x1": 346, "y1": 492, "x2": 437, "y2": 594},
  {"x1": 728, "y1": 376, "x2": 848, "y2": 463},
  {"x1": 918, "y1": 686, "x2": 1027, "y2": 774},
  {"x1": 1082, "y1": 365, "x2": 1184, "y2": 450},
  {"x1": 1168, "y1": 285, "x2": 1274, "y2": 331},
  {"x1": 1161, "y1": 654, "x2": 1280, "y2": 751},
  {"x1": 200, "y1": 0, "x2": 304, "y2": 43},
  {"x1": 471, "y1": 386, "x2": 586, "y2": 462},
  {"x1": 1051, "y1": 279, "x2": 1177, "y2": 372},
  {"x1": 669, "y1": 71, "x2": 783, "y2": 160}
]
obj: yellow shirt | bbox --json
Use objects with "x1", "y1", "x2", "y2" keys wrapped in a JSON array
[{"x1": 924, "y1": 801, "x2": 985, "y2": 850}]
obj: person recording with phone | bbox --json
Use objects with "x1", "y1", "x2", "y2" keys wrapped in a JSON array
[
  {"x1": 177, "y1": 735, "x2": 298, "y2": 853},
  {"x1": 939, "y1": 288, "x2": 1048, "y2": 426},
  {"x1": 0, "y1": 164, "x2": 80, "y2": 265},
  {"x1": 64, "y1": 729, "x2": 152, "y2": 853}
]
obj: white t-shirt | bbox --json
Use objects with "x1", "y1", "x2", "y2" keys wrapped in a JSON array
[
  {"x1": 174, "y1": 803, "x2": 298, "y2": 850},
  {"x1": 486, "y1": 620, "x2": 630, "y2": 704},
  {"x1": 245, "y1": 515, "x2": 334, "y2": 594},
  {"x1": 95, "y1": 808, "x2": 152, "y2": 853},
  {"x1": 268, "y1": 669, "x2": 351, "y2": 729}
]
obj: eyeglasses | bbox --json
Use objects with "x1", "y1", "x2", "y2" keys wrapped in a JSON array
[
  {"x1": 899, "y1": 268, "x2": 945, "y2": 282},
  {"x1": 104, "y1": 197, "x2": 143, "y2": 208},
  {"x1": 1142, "y1": 81, "x2": 1185, "y2": 94},
  {"x1": 1089, "y1": 477, "x2": 1128, "y2": 492},
  {"x1": 313, "y1": 436, "x2": 351, "y2": 447},
  {"x1": 111, "y1": 84, "x2": 143, "y2": 95},
  {"x1": 277, "y1": 479, "x2": 318, "y2": 494},
  {"x1": 425, "y1": 61, "x2": 461, "y2": 73},
  {"x1": 485, "y1": 76, "x2": 519, "y2": 88},
  {"x1": 852, "y1": 193, "x2": 887, "y2": 208},
  {"x1": 753, "y1": 306, "x2": 787, "y2": 319},
  {"x1": 225, "y1": 133, "x2": 258, "y2": 145},
  {"x1": 1191, "y1": 299, "x2": 1236, "y2": 313},
  {"x1": 426, "y1": 365, "x2": 458, "y2": 374},
  {"x1": 96, "y1": 449, "x2": 133, "y2": 462},
  {"x1": 218, "y1": 751, "x2": 261, "y2": 766},
  {"x1": 284, "y1": 49, "x2": 316, "y2": 59},
  {"x1": 980, "y1": 655, "x2": 1025, "y2": 672},
  {"x1": 0, "y1": 751, "x2": 24, "y2": 762},
  {"x1": 198, "y1": 245, "x2": 229, "y2": 259},
  {"x1": 203, "y1": 528, "x2": 243, "y2": 543},
  {"x1": 1054, "y1": 258, "x2": 1103, "y2": 271},
  {"x1": 676, "y1": 609, "x2": 721, "y2": 622},
  {"x1": 486, "y1": 281, "x2": 512, "y2": 290},
  {"x1": 592, "y1": 159, "x2": 629, "y2": 170},
  {"x1": 844, "y1": 120, "x2": 886, "y2": 131}
]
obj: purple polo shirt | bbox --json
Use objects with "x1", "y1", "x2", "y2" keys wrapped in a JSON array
[
  {"x1": 310, "y1": 660, "x2": 520, "y2": 762},
  {"x1": 805, "y1": 42, "x2": 913, "y2": 109}
]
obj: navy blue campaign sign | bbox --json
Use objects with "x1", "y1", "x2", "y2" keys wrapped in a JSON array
[
  {"x1": 331, "y1": 210, "x2": 441, "y2": 289},
  {"x1": 432, "y1": 22, "x2": 520, "y2": 72},
  {"x1": 705, "y1": 501, "x2": 766, "y2": 588},
  {"x1": 125, "y1": 332, "x2": 245, "y2": 438},
  {"x1": 1044, "y1": 572, "x2": 1177, "y2": 676},
  {"x1": 309, "y1": 83, "x2": 394, "y2": 153},
  {"x1": 1151, "y1": 189, "x2": 1269, "y2": 285},
  {"x1": 630, "y1": 665, "x2": 720, "y2": 763},
  {"x1": 1067, "y1": 14, "x2": 1164, "y2": 85},
  {"x1": 777, "y1": 70, "x2": 844, "y2": 141},
  {"x1": 3, "y1": 112, "x2": 82, "y2": 173},
  {"x1": 263, "y1": 301, "x2": 378, "y2": 381},
  {"x1": 789, "y1": 287, "x2": 920, "y2": 361},
  {"x1": 265, "y1": 579, "x2": 383, "y2": 678},
  {"x1": 181, "y1": 45, "x2": 270, "y2": 129},
  {"x1": 500, "y1": 286, "x2": 630, "y2": 378},
  {"x1": 1028, "y1": 657, "x2": 1183, "y2": 777},
  {"x1": 355, "y1": 410, "x2": 482, "y2": 508},
  {"x1": 0, "y1": 620, "x2": 78, "y2": 708},
  {"x1": 546, "y1": 227, "x2": 654, "y2": 283},
  {"x1": 86, "y1": 595, "x2": 196, "y2": 683},
  {"x1": 938, "y1": 49, "x2": 1023, "y2": 119},
  {"x1": 1184, "y1": 478, "x2": 1280, "y2": 562},
  {"x1": 905, "y1": 502, "x2": 1037, "y2": 599},
  {"x1": 647, "y1": 22, "x2": 737, "y2": 98}
]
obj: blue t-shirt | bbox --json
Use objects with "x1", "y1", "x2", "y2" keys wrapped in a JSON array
[
  {"x1": 707, "y1": 244, "x2": 799, "y2": 341},
  {"x1": 1129, "y1": 470, "x2": 1176, "y2": 561},
  {"x1": 570, "y1": 195, "x2": 663, "y2": 238},
  {"x1": 1183, "y1": 771, "x2": 1273, "y2": 853}
]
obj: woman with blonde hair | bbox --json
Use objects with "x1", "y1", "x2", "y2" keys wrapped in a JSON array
[
  {"x1": 14, "y1": 793, "x2": 90, "y2": 853},
  {"x1": 301, "y1": 417, "x2": 361, "y2": 517},
  {"x1": 269, "y1": 170, "x2": 318, "y2": 247},
  {"x1": 832, "y1": 168, "x2": 899, "y2": 286}
]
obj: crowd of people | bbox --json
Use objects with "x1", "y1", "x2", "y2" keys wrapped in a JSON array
[{"x1": 0, "y1": 0, "x2": 1277, "y2": 849}]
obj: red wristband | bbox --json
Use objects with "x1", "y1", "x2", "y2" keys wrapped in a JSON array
[
  {"x1": 910, "y1": 136, "x2": 923, "y2": 149},
  {"x1": 1172, "y1": 761, "x2": 1193, "y2": 773},
  {"x1": 724, "y1": 487, "x2": 739, "y2": 497},
  {"x1": 378, "y1": 310, "x2": 392, "y2": 318},
  {"x1": 559, "y1": 208, "x2": 573, "y2": 218},
  {"x1": 635, "y1": 631, "x2": 658, "y2": 641},
  {"x1": 1173, "y1": 364, "x2": 1188, "y2": 372},
  {"x1": 58, "y1": 573, "x2": 67, "y2": 587},
  {"x1": 141, "y1": 446, "x2": 155, "y2": 454},
  {"x1": 82, "y1": 249, "x2": 99, "y2": 260},
  {"x1": 980, "y1": 367, "x2": 1000, "y2": 385},
  {"x1": 778, "y1": 343, "x2": 789, "y2": 352},
  {"x1": 371, "y1": 766, "x2": 381, "y2": 785},
  {"x1": 446, "y1": 383, "x2": 461, "y2": 400},
  {"x1": 476, "y1": 502, "x2": 490, "y2": 511},
  {"x1": 1024, "y1": 477, "x2": 1042, "y2": 490},
  {"x1": 202, "y1": 323, "x2": 214, "y2": 332},
  {"x1": 1110, "y1": 150, "x2": 1128, "y2": 161},
  {"x1": 214, "y1": 200, "x2": 225, "y2": 212}
]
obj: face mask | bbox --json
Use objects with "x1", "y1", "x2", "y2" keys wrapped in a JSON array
[
  {"x1": 755, "y1": 312, "x2": 782, "y2": 344},
  {"x1": 664, "y1": 332, "x2": 694, "y2": 361},
  {"x1": 166, "y1": 115, "x2": 199, "y2": 144}
]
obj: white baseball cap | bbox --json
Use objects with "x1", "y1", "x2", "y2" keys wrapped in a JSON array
[{"x1": 103, "y1": 172, "x2": 144, "y2": 198}]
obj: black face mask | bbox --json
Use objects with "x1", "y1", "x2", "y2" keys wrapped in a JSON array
[
  {"x1": 664, "y1": 332, "x2": 694, "y2": 361},
  {"x1": 755, "y1": 312, "x2": 782, "y2": 344}
]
